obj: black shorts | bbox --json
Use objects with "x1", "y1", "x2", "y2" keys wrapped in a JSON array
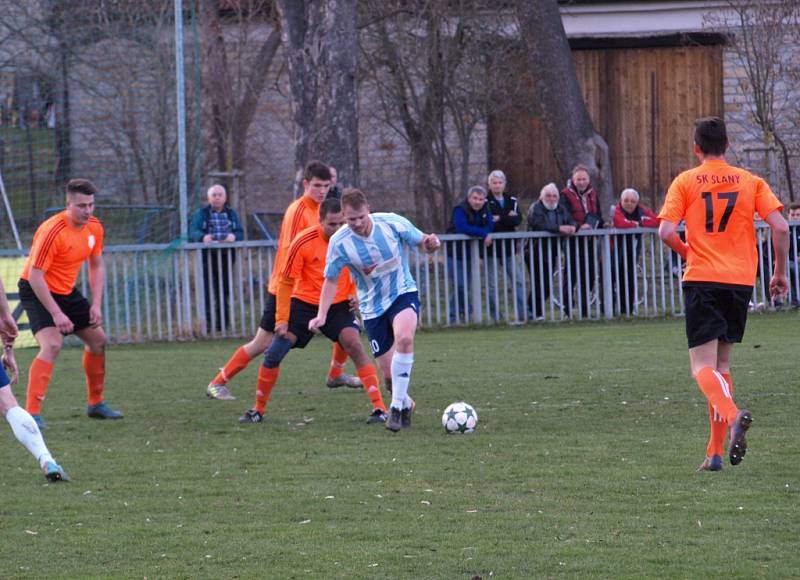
[
  {"x1": 288, "y1": 298, "x2": 359, "y2": 349},
  {"x1": 259, "y1": 292, "x2": 277, "y2": 332},
  {"x1": 683, "y1": 283, "x2": 752, "y2": 349},
  {"x1": 18, "y1": 279, "x2": 92, "y2": 335}
]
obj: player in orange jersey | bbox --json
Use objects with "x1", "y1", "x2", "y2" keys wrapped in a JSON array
[
  {"x1": 18, "y1": 178, "x2": 123, "y2": 429},
  {"x1": 238, "y1": 197, "x2": 388, "y2": 424},
  {"x1": 204, "y1": 161, "x2": 362, "y2": 401},
  {"x1": 658, "y1": 117, "x2": 789, "y2": 471}
]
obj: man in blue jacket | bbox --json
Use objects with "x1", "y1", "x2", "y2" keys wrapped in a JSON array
[
  {"x1": 191, "y1": 185, "x2": 245, "y2": 333},
  {"x1": 447, "y1": 185, "x2": 493, "y2": 323}
]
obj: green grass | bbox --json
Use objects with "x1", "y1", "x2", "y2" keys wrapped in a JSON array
[{"x1": 1, "y1": 315, "x2": 798, "y2": 578}]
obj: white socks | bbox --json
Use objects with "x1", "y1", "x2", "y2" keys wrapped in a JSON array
[
  {"x1": 390, "y1": 351, "x2": 414, "y2": 410},
  {"x1": 5, "y1": 406, "x2": 53, "y2": 468}
]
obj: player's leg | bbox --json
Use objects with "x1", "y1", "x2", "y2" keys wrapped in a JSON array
[
  {"x1": 1, "y1": 378, "x2": 68, "y2": 481},
  {"x1": 390, "y1": 306, "x2": 418, "y2": 428},
  {"x1": 325, "y1": 341, "x2": 363, "y2": 389},
  {"x1": 25, "y1": 327, "x2": 63, "y2": 429},
  {"x1": 240, "y1": 300, "x2": 313, "y2": 424},
  {"x1": 75, "y1": 325, "x2": 123, "y2": 419},
  {"x1": 699, "y1": 341, "x2": 735, "y2": 471},
  {"x1": 334, "y1": 326, "x2": 387, "y2": 422},
  {"x1": 207, "y1": 296, "x2": 278, "y2": 400}
]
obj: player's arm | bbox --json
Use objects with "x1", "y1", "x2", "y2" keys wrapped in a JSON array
[
  {"x1": 765, "y1": 209, "x2": 790, "y2": 299},
  {"x1": 658, "y1": 219, "x2": 688, "y2": 259},
  {"x1": 274, "y1": 275, "x2": 295, "y2": 337},
  {"x1": 308, "y1": 277, "x2": 338, "y2": 332},
  {"x1": 27, "y1": 267, "x2": 73, "y2": 334},
  {"x1": 87, "y1": 254, "x2": 105, "y2": 326}
]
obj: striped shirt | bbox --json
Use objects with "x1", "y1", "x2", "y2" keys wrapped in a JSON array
[{"x1": 324, "y1": 212, "x2": 424, "y2": 319}]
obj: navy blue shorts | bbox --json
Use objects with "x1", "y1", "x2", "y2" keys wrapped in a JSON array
[
  {"x1": 0, "y1": 363, "x2": 9, "y2": 388},
  {"x1": 363, "y1": 292, "x2": 420, "y2": 357}
]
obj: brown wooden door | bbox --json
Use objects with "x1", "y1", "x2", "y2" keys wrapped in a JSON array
[{"x1": 490, "y1": 44, "x2": 724, "y2": 214}]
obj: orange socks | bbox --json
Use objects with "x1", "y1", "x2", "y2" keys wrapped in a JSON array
[
  {"x1": 706, "y1": 372, "x2": 734, "y2": 457},
  {"x1": 356, "y1": 364, "x2": 387, "y2": 412},
  {"x1": 254, "y1": 366, "x2": 280, "y2": 414},
  {"x1": 26, "y1": 358, "x2": 54, "y2": 415},
  {"x1": 213, "y1": 346, "x2": 253, "y2": 385},
  {"x1": 83, "y1": 351, "x2": 106, "y2": 406},
  {"x1": 696, "y1": 367, "x2": 738, "y2": 426},
  {"x1": 327, "y1": 342, "x2": 349, "y2": 380}
]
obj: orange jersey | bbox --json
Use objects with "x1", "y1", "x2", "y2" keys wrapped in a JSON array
[
  {"x1": 275, "y1": 225, "x2": 354, "y2": 324},
  {"x1": 20, "y1": 211, "x2": 105, "y2": 294},
  {"x1": 659, "y1": 159, "x2": 783, "y2": 286},
  {"x1": 267, "y1": 194, "x2": 321, "y2": 294}
]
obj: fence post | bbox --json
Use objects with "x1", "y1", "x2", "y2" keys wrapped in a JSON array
[
  {"x1": 470, "y1": 238, "x2": 483, "y2": 323},
  {"x1": 601, "y1": 233, "x2": 614, "y2": 320}
]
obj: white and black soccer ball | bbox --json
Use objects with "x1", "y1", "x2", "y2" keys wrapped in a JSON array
[{"x1": 441, "y1": 401, "x2": 478, "y2": 434}]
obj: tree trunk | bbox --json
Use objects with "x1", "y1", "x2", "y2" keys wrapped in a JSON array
[
  {"x1": 277, "y1": 0, "x2": 359, "y2": 193},
  {"x1": 515, "y1": 0, "x2": 614, "y2": 220},
  {"x1": 772, "y1": 131, "x2": 795, "y2": 202}
]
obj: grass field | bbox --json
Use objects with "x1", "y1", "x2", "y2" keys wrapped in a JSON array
[{"x1": 1, "y1": 315, "x2": 798, "y2": 578}]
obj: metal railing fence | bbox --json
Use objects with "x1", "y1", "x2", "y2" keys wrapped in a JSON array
[{"x1": 1, "y1": 224, "x2": 797, "y2": 344}]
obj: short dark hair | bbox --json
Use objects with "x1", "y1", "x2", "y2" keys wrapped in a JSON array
[
  {"x1": 570, "y1": 164, "x2": 591, "y2": 179},
  {"x1": 788, "y1": 202, "x2": 800, "y2": 212},
  {"x1": 694, "y1": 116, "x2": 728, "y2": 156},
  {"x1": 304, "y1": 160, "x2": 331, "y2": 182},
  {"x1": 341, "y1": 188, "x2": 368, "y2": 211},
  {"x1": 319, "y1": 197, "x2": 342, "y2": 220},
  {"x1": 66, "y1": 178, "x2": 98, "y2": 197}
]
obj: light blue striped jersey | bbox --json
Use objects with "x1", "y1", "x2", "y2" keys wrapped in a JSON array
[{"x1": 325, "y1": 212, "x2": 424, "y2": 319}]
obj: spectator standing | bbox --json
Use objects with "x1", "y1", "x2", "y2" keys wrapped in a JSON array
[
  {"x1": 787, "y1": 203, "x2": 800, "y2": 307},
  {"x1": 485, "y1": 170, "x2": 528, "y2": 321},
  {"x1": 612, "y1": 188, "x2": 659, "y2": 315},
  {"x1": 526, "y1": 183, "x2": 576, "y2": 318},
  {"x1": 190, "y1": 184, "x2": 244, "y2": 333},
  {"x1": 327, "y1": 166, "x2": 343, "y2": 200},
  {"x1": 447, "y1": 186, "x2": 493, "y2": 323},
  {"x1": 560, "y1": 165, "x2": 603, "y2": 317}
]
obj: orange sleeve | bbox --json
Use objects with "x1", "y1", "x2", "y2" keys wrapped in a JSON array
[
  {"x1": 29, "y1": 221, "x2": 62, "y2": 272},
  {"x1": 90, "y1": 219, "x2": 105, "y2": 257},
  {"x1": 658, "y1": 173, "x2": 687, "y2": 223},
  {"x1": 754, "y1": 177, "x2": 784, "y2": 219},
  {"x1": 275, "y1": 275, "x2": 294, "y2": 327}
]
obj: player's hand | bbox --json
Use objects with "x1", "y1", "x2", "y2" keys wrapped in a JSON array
[
  {"x1": 422, "y1": 234, "x2": 440, "y2": 253},
  {"x1": 769, "y1": 273, "x2": 789, "y2": 301},
  {"x1": 484, "y1": 235, "x2": 493, "y2": 248},
  {"x1": 308, "y1": 315, "x2": 326, "y2": 334},
  {"x1": 53, "y1": 311, "x2": 74, "y2": 334},
  {"x1": 0, "y1": 311, "x2": 18, "y2": 343},
  {"x1": 348, "y1": 296, "x2": 359, "y2": 312},
  {"x1": 2, "y1": 344, "x2": 18, "y2": 385},
  {"x1": 89, "y1": 304, "x2": 103, "y2": 327},
  {"x1": 275, "y1": 322, "x2": 289, "y2": 338}
]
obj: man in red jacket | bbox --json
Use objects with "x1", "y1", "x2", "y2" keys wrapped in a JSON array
[{"x1": 612, "y1": 188, "x2": 658, "y2": 315}]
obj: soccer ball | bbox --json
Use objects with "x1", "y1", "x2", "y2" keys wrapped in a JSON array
[{"x1": 441, "y1": 401, "x2": 478, "y2": 434}]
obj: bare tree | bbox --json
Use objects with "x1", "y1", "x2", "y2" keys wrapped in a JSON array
[
  {"x1": 706, "y1": 1, "x2": 799, "y2": 201},
  {"x1": 515, "y1": 0, "x2": 614, "y2": 217},
  {"x1": 276, "y1": 0, "x2": 359, "y2": 192},
  {"x1": 199, "y1": 0, "x2": 281, "y2": 222},
  {"x1": 359, "y1": 1, "x2": 537, "y2": 230}
]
